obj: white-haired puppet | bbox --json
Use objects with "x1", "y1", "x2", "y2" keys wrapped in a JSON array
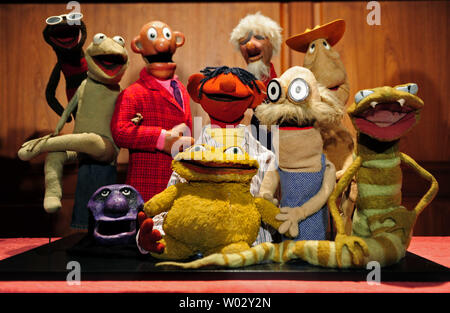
[
  {"x1": 230, "y1": 12, "x2": 283, "y2": 148},
  {"x1": 230, "y1": 12, "x2": 282, "y2": 86},
  {"x1": 255, "y1": 66, "x2": 342, "y2": 240}
]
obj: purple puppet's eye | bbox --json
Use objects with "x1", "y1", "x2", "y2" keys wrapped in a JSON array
[{"x1": 121, "y1": 188, "x2": 131, "y2": 196}]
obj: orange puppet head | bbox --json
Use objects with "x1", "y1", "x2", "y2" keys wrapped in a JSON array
[
  {"x1": 188, "y1": 66, "x2": 266, "y2": 127},
  {"x1": 131, "y1": 21, "x2": 185, "y2": 79}
]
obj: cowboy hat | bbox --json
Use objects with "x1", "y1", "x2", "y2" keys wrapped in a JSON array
[{"x1": 286, "y1": 19, "x2": 345, "y2": 53}]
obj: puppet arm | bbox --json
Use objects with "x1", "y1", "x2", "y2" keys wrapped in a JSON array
[
  {"x1": 17, "y1": 82, "x2": 82, "y2": 161},
  {"x1": 46, "y1": 62, "x2": 74, "y2": 123},
  {"x1": 143, "y1": 184, "x2": 179, "y2": 217},
  {"x1": 329, "y1": 156, "x2": 362, "y2": 235},
  {"x1": 53, "y1": 81, "x2": 83, "y2": 136},
  {"x1": 255, "y1": 197, "x2": 283, "y2": 231},
  {"x1": 276, "y1": 159, "x2": 336, "y2": 237},
  {"x1": 257, "y1": 169, "x2": 280, "y2": 205},
  {"x1": 400, "y1": 153, "x2": 439, "y2": 215},
  {"x1": 111, "y1": 90, "x2": 193, "y2": 153},
  {"x1": 110, "y1": 90, "x2": 163, "y2": 152}
]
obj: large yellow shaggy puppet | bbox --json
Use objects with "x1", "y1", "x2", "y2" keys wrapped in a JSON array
[{"x1": 137, "y1": 144, "x2": 282, "y2": 260}]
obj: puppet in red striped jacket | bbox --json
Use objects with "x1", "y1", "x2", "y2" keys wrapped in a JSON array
[{"x1": 111, "y1": 21, "x2": 194, "y2": 202}]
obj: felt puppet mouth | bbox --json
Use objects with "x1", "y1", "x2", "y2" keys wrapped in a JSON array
[
  {"x1": 246, "y1": 45, "x2": 263, "y2": 63},
  {"x1": 49, "y1": 25, "x2": 82, "y2": 49},
  {"x1": 95, "y1": 219, "x2": 136, "y2": 237},
  {"x1": 203, "y1": 92, "x2": 251, "y2": 103},
  {"x1": 181, "y1": 160, "x2": 257, "y2": 175},
  {"x1": 144, "y1": 52, "x2": 174, "y2": 64},
  {"x1": 353, "y1": 100, "x2": 417, "y2": 141},
  {"x1": 92, "y1": 54, "x2": 127, "y2": 76}
]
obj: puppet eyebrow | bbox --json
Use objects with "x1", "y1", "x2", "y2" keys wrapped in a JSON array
[{"x1": 239, "y1": 31, "x2": 253, "y2": 45}]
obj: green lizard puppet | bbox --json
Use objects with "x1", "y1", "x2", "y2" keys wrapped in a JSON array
[
  {"x1": 157, "y1": 83, "x2": 438, "y2": 269},
  {"x1": 18, "y1": 33, "x2": 128, "y2": 217}
]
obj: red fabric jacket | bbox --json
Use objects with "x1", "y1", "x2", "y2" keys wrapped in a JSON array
[{"x1": 111, "y1": 68, "x2": 192, "y2": 201}]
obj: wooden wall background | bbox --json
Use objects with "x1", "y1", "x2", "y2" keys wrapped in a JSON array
[{"x1": 0, "y1": 1, "x2": 448, "y2": 237}]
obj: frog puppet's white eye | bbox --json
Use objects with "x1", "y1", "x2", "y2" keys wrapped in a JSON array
[
  {"x1": 224, "y1": 146, "x2": 244, "y2": 155},
  {"x1": 113, "y1": 36, "x2": 125, "y2": 47},
  {"x1": 93, "y1": 33, "x2": 107, "y2": 45},
  {"x1": 189, "y1": 145, "x2": 206, "y2": 152}
]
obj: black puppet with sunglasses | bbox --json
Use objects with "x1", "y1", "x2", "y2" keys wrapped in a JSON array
[{"x1": 43, "y1": 12, "x2": 88, "y2": 122}]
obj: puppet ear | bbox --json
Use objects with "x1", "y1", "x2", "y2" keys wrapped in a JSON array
[
  {"x1": 131, "y1": 36, "x2": 143, "y2": 54},
  {"x1": 173, "y1": 31, "x2": 185, "y2": 48},
  {"x1": 250, "y1": 80, "x2": 267, "y2": 109},
  {"x1": 187, "y1": 73, "x2": 205, "y2": 102}
]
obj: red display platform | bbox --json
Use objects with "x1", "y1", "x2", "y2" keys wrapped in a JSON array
[{"x1": 0, "y1": 236, "x2": 448, "y2": 293}]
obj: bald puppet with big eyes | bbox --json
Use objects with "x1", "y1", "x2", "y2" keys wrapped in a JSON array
[{"x1": 111, "y1": 20, "x2": 194, "y2": 202}]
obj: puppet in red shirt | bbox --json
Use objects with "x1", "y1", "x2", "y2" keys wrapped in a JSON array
[{"x1": 111, "y1": 21, "x2": 194, "y2": 202}]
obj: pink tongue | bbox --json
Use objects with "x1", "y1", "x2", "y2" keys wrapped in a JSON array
[
  {"x1": 365, "y1": 110, "x2": 406, "y2": 127},
  {"x1": 59, "y1": 37, "x2": 73, "y2": 42}
]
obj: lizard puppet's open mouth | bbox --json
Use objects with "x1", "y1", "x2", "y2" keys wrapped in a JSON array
[{"x1": 353, "y1": 100, "x2": 416, "y2": 141}]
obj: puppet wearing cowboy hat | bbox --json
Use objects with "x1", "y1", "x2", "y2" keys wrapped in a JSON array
[
  {"x1": 286, "y1": 19, "x2": 353, "y2": 172},
  {"x1": 286, "y1": 19, "x2": 356, "y2": 234}
]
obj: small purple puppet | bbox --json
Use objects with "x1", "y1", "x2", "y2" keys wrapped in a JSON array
[{"x1": 88, "y1": 184, "x2": 142, "y2": 245}]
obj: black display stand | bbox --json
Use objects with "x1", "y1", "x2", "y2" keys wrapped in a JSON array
[{"x1": 0, "y1": 233, "x2": 448, "y2": 282}]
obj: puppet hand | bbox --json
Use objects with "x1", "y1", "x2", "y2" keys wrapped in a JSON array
[
  {"x1": 131, "y1": 113, "x2": 143, "y2": 125},
  {"x1": 276, "y1": 207, "x2": 306, "y2": 238},
  {"x1": 52, "y1": 128, "x2": 61, "y2": 136},
  {"x1": 137, "y1": 212, "x2": 165, "y2": 254},
  {"x1": 170, "y1": 123, "x2": 190, "y2": 136},
  {"x1": 349, "y1": 179, "x2": 358, "y2": 202},
  {"x1": 336, "y1": 169, "x2": 345, "y2": 180},
  {"x1": 163, "y1": 125, "x2": 194, "y2": 156}
]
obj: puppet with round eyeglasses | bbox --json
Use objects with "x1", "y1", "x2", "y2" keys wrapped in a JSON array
[
  {"x1": 255, "y1": 66, "x2": 342, "y2": 240},
  {"x1": 18, "y1": 34, "x2": 129, "y2": 229},
  {"x1": 286, "y1": 19, "x2": 356, "y2": 234},
  {"x1": 43, "y1": 12, "x2": 88, "y2": 122}
]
